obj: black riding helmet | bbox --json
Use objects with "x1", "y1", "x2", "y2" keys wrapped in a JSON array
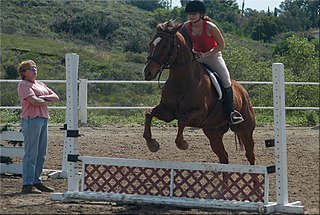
[{"x1": 185, "y1": 1, "x2": 206, "y2": 13}]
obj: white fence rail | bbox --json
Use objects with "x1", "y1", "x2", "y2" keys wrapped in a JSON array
[{"x1": 0, "y1": 79, "x2": 319, "y2": 124}]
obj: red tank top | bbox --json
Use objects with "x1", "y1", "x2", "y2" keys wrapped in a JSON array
[{"x1": 188, "y1": 20, "x2": 217, "y2": 52}]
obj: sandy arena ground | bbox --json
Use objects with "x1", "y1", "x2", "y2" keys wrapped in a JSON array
[{"x1": 0, "y1": 125, "x2": 319, "y2": 214}]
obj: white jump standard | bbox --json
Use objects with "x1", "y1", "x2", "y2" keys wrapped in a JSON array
[{"x1": 51, "y1": 54, "x2": 303, "y2": 214}]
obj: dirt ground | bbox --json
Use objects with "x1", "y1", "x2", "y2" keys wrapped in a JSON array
[{"x1": 0, "y1": 125, "x2": 319, "y2": 214}]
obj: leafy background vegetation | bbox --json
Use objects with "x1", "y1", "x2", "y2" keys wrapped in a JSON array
[{"x1": 0, "y1": 0, "x2": 319, "y2": 126}]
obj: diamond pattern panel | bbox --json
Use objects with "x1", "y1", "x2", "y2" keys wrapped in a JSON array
[
  {"x1": 83, "y1": 164, "x2": 266, "y2": 203},
  {"x1": 173, "y1": 170, "x2": 265, "y2": 202},
  {"x1": 84, "y1": 164, "x2": 171, "y2": 196}
]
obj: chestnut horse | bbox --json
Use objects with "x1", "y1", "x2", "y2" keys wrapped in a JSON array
[{"x1": 142, "y1": 21, "x2": 256, "y2": 165}]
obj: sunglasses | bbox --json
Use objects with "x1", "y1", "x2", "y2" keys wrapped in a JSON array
[{"x1": 28, "y1": 66, "x2": 37, "y2": 71}]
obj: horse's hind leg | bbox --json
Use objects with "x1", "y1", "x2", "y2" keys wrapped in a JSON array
[
  {"x1": 203, "y1": 127, "x2": 230, "y2": 195},
  {"x1": 237, "y1": 130, "x2": 255, "y2": 165},
  {"x1": 203, "y1": 127, "x2": 229, "y2": 164},
  {"x1": 236, "y1": 129, "x2": 259, "y2": 194},
  {"x1": 143, "y1": 103, "x2": 175, "y2": 152}
]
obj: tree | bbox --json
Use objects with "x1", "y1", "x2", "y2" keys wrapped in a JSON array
[
  {"x1": 3, "y1": 65, "x2": 18, "y2": 79},
  {"x1": 250, "y1": 16, "x2": 280, "y2": 42},
  {"x1": 267, "y1": 6, "x2": 271, "y2": 16},
  {"x1": 203, "y1": 0, "x2": 241, "y2": 32},
  {"x1": 274, "y1": 7, "x2": 278, "y2": 16},
  {"x1": 273, "y1": 34, "x2": 319, "y2": 113},
  {"x1": 125, "y1": 0, "x2": 170, "y2": 11},
  {"x1": 50, "y1": 10, "x2": 119, "y2": 42},
  {"x1": 278, "y1": 0, "x2": 319, "y2": 32},
  {"x1": 273, "y1": 34, "x2": 318, "y2": 79}
]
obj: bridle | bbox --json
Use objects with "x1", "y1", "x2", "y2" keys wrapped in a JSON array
[
  {"x1": 147, "y1": 31, "x2": 177, "y2": 72},
  {"x1": 146, "y1": 31, "x2": 199, "y2": 88}
]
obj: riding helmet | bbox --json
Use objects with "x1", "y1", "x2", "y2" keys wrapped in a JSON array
[{"x1": 185, "y1": 1, "x2": 206, "y2": 13}]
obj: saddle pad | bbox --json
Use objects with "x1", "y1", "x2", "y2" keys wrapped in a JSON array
[{"x1": 206, "y1": 69, "x2": 223, "y2": 100}]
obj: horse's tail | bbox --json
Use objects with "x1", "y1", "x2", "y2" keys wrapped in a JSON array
[{"x1": 234, "y1": 133, "x2": 244, "y2": 151}]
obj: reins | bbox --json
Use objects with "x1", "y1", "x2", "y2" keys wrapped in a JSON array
[
  {"x1": 147, "y1": 31, "x2": 201, "y2": 89},
  {"x1": 157, "y1": 55, "x2": 200, "y2": 89}
]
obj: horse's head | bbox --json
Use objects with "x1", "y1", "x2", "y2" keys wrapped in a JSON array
[{"x1": 143, "y1": 20, "x2": 182, "y2": 81}]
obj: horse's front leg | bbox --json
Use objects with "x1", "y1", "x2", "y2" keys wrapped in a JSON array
[
  {"x1": 143, "y1": 104, "x2": 175, "y2": 152},
  {"x1": 143, "y1": 108, "x2": 159, "y2": 152},
  {"x1": 175, "y1": 120, "x2": 188, "y2": 150}
]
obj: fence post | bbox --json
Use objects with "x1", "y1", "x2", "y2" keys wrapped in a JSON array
[
  {"x1": 272, "y1": 63, "x2": 289, "y2": 205},
  {"x1": 65, "y1": 53, "x2": 80, "y2": 192},
  {"x1": 79, "y1": 79, "x2": 88, "y2": 125}
]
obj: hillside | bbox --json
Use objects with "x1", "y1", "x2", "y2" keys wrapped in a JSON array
[
  {"x1": 0, "y1": 0, "x2": 276, "y2": 78},
  {"x1": 0, "y1": 0, "x2": 318, "y2": 126},
  {"x1": 1, "y1": 1, "x2": 156, "y2": 79},
  {"x1": 1, "y1": 1, "x2": 154, "y2": 50}
]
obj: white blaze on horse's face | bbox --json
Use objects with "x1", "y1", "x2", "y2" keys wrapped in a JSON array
[
  {"x1": 153, "y1": 37, "x2": 162, "y2": 47},
  {"x1": 150, "y1": 36, "x2": 162, "y2": 59},
  {"x1": 142, "y1": 36, "x2": 163, "y2": 77}
]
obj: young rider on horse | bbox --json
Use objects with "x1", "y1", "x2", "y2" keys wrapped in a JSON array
[{"x1": 181, "y1": 0, "x2": 244, "y2": 125}]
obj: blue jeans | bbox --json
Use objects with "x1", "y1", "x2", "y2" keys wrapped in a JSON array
[{"x1": 21, "y1": 117, "x2": 48, "y2": 186}]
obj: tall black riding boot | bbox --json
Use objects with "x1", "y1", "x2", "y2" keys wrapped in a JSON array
[{"x1": 223, "y1": 87, "x2": 244, "y2": 125}]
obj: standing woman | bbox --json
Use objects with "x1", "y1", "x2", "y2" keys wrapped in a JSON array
[
  {"x1": 182, "y1": 0, "x2": 244, "y2": 125},
  {"x1": 17, "y1": 60, "x2": 59, "y2": 194}
]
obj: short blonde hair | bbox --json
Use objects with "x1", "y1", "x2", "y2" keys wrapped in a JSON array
[{"x1": 18, "y1": 60, "x2": 36, "y2": 80}]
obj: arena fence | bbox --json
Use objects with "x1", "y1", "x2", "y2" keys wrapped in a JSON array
[
  {"x1": 0, "y1": 130, "x2": 65, "y2": 177},
  {"x1": 49, "y1": 53, "x2": 304, "y2": 214},
  {"x1": 0, "y1": 131, "x2": 24, "y2": 174},
  {"x1": 0, "y1": 80, "x2": 318, "y2": 125}
]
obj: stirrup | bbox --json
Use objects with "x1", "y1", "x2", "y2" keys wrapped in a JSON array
[{"x1": 230, "y1": 110, "x2": 244, "y2": 125}]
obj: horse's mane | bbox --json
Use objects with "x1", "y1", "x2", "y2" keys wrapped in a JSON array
[
  {"x1": 155, "y1": 20, "x2": 193, "y2": 53},
  {"x1": 156, "y1": 20, "x2": 180, "y2": 33}
]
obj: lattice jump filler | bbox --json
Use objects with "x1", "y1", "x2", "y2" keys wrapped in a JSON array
[
  {"x1": 68, "y1": 156, "x2": 269, "y2": 211},
  {"x1": 51, "y1": 53, "x2": 304, "y2": 214}
]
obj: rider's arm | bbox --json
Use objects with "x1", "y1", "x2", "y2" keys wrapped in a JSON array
[{"x1": 202, "y1": 22, "x2": 225, "y2": 58}]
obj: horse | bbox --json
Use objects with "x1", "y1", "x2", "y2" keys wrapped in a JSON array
[{"x1": 142, "y1": 21, "x2": 256, "y2": 165}]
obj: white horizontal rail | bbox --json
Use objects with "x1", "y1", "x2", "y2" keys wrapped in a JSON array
[
  {"x1": 0, "y1": 146, "x2": 24, "y2": 157},
  {"x1": 0, "y1": 79, "x2": 319, "y2": 85},
  {"x1": 0, "y1": 131, "x2": 24, "y2": 141},
  {"x1": 1, "y1": 80, "x2": 319, "y2": 112},
  {"x1": 0, "y1": 163, "x2": 22, "y2": 175},
  {"x1": 0, "y1": 80, "x2": 67, "y2": 83},
  {"x1": 1, "y1": 106, "x2": 319, "y2": 110},
  {"x1": 79, "y1": 156, "x2": 267, "y2": 173}
]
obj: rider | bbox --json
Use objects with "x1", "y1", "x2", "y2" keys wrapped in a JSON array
[{"x1": 181, "y1": 0, "x2": 244, "y2": 125}]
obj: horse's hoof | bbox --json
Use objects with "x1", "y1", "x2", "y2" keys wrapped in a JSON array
[
  {"x1": 176, "y1": 141, "x2": 188, "y2": 150},
  {"x1": 147, "y1": 139, "x2": 160, "y2": 152}
]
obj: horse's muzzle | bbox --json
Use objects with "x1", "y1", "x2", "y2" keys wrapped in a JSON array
[
  {"x1": 143, "y1": 62, "x2": 160, "y2": 81},
  {"x1": 143, "y1": 68, "x2": 153, "y2": 81},
  {"x1": 145, "y1": 73, "x2": 152, "y2": 81}
]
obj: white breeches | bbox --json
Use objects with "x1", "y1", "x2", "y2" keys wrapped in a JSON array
[{"x1": 196, "y1": 51, "x2": 231, "y2": 88}]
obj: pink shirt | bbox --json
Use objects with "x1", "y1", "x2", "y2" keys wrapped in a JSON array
[{"x1": 18, "y1": 80, "x2": 54, "y2": 119}]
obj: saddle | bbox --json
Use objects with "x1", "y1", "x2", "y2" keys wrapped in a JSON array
[{"x1": 201, "y1": 64, "x2": 223, "y2": 100}]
